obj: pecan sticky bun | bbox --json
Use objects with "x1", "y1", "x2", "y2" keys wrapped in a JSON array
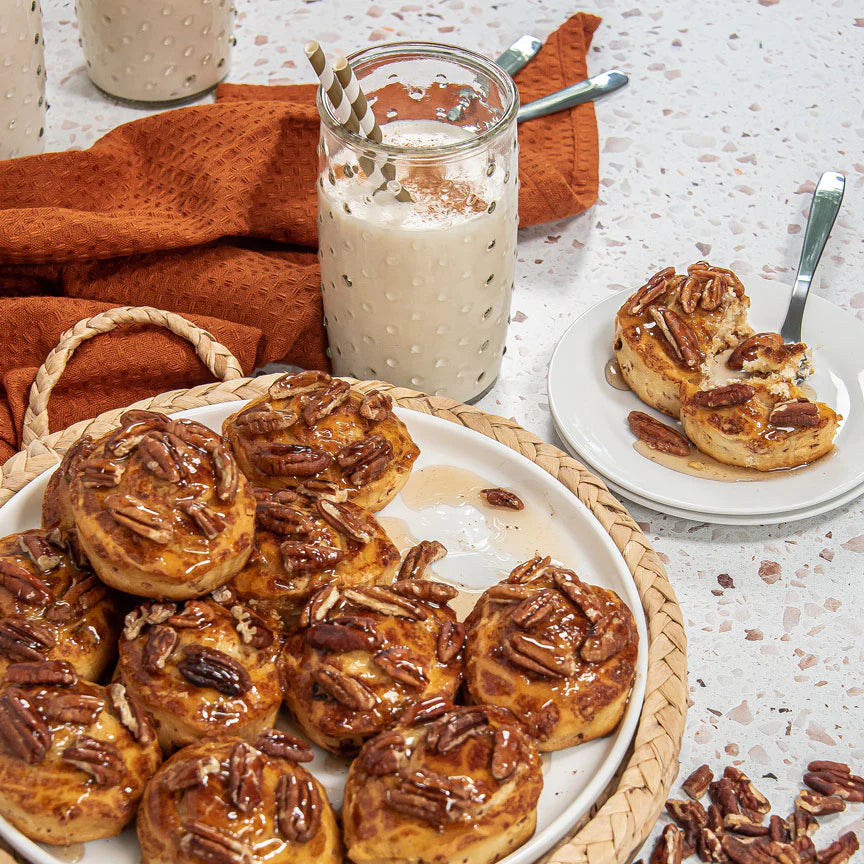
[
  {"x1": 343, "y1": 701, "x2": 542, "y2": 864},
  {"x1": 0, "y1": 528, "x2": 121, "y2": 681},
  {"x1": 137, "y1": 735, "x2": 341, "y2": 864},
  {"x1": 117, "y1": 597, "x2": 281, "y2": 750},
  {"x1": 226, "y1": 487, "x2": 400, "y2": 626},
  {"x1": 0, "y1": 662, "x2": 160, "y2": 844},
  {"x1": 279, "y1": 565, "x2": 463, "y2": 754},
  {"x1": 68, "y1": 409, "x2": 257, "y2": 600},
  {"x1": 463, "y1": 556, "x2": 638, "y2": 751},
  {"x1": 223, "y1": 372, "x2": 419, "y2": 512}
]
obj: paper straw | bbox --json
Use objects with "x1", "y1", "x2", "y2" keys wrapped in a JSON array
[{"x1": 304, "y1": 41, "x2": 359, "y2": 133}]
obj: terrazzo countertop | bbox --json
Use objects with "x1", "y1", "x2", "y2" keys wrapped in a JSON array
[{"x1": 33, "y1": 0, "x2": 864, "y2": 858}]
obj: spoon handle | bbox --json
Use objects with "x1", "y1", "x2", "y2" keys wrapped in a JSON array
[
  {"x1": 516, "y1": 70, "x2": 628, "y2": 123},
  {"x1": 780, "y1": 171, "x2": 845, "y2": 344}
]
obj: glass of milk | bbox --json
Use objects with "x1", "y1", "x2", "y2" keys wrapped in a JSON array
[{"x1": 316, "y1": 42, "x2": 519, "y2": 403}]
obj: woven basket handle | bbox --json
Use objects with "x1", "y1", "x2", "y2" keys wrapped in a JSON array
[{"x1": 22, "y1": 306, "x2": 244, "y2": 447}]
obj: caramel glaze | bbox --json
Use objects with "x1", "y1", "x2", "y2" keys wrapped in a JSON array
[
  {"x1": 0, "y1": 529, "x2": 121, "y2": 681},
  {"x1": 138, "y1": 737, "x2": 341, "y2": 864},
  {"x1": 42, "y1": 435, "x2": 97, "y2": 533}
]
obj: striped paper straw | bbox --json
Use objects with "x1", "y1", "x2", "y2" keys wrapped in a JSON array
[{"x1": 304, "y1": 41, "x2": 359, "y2": 134}]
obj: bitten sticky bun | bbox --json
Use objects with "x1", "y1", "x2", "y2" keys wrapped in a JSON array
[
  {"x1": 118, "y1": 597, "x2": 281, "y2": 750},
  {"x1": 68, "y1": 410, "x2": 256, "y2": 600},
  {"x1": 138, "y1": 734, "x2": 341, "y2": 864},
  {"x1": 223, "y1": 372, "x2": 419, "y2": 511},
  {"x1": 0, "y1": 662, "x2": 160, "y2": 843},
  {"x1": 463, "y1": 556, "x2": 638, "y2": 751},
  {"x1": 343, "y1": 700, "x2": 542, "y2": 864}
]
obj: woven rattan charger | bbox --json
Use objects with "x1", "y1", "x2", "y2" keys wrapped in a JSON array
[{"x1": 0, "y1": 306, "x2": 688, "y2": 864}]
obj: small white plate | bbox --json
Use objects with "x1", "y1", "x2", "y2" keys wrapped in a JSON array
[
  {"x1": 548, "y1": 279, "x2": 864, "y2": 520},
  {"x1": 0, "y1": 403, "x2": 647, "y2": 864}
]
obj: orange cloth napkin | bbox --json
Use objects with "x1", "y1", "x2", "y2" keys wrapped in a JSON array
[{"x1": 0, "y1": 13, "x2": 602, "y2": 463}]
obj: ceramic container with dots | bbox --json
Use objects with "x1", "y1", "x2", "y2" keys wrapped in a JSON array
[
  {"x1": 0, "y1": 0, "x2": 47, "y2": 160},
  {"x1": 316, "y1": 42, "x2": 519, "y2": 403},
  {"x1": 74, "y1": 0, "x2": 235, "y2": 106}
]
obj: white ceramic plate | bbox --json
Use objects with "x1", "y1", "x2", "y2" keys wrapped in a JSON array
[
  {"x1": 0, "y1": 402, "x2": 648, "y2": 864},
  {"x1": 548, "y1": 279, "x2": 864, "y2": 520}
]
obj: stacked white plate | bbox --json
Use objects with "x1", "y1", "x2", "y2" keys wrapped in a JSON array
[{"x1": 547, "y1": 280, "x2": 864, "y2": 525}]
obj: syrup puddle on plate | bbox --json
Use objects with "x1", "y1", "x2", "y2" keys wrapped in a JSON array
[
  {"x1": 40, "y1": 845, "x2": 84, "y2": 863},
  {"x1": 604, "y1": 358, "x2": 630, "y2": 391}
]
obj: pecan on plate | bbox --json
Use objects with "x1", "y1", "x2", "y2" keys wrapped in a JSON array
[
  {"x1": 391, "y1": 579, "x2": 458, "y2": 605},
  {"x1": 627, "y1": 267, "x2": 676, "y2": 316},
  {"x1": 436, "y1": 620, "x2": 465, "y2": 664},
  {"x1": 229, "y1": 740, "x2": 264, "y2": 813},
  {"x1": 251, "y1": 443, "x2": 332, "y2": 478},
  {"x1": 0, "y1": 560, "x2": 51, "y2": 606},
  {"x1": 397, "y1": 540, "x2": 447, "y2": 581},
  {"x1": 0, "y1": 688, "x2": 52, "y2": 762},
  {"x1": 230, "y1": 606, "x2": 274, "y2": 649},
  {"x1": 164, "y1": 755, "x2": 222, "y2": 791},
  {"x1": 503, "y1": 632, "x2": 576, "y2": 678},
  {"x1": 480, "y1": 487, "x2": 524, "y2": 510},
  {"x1": 269, "y1": 370, "x2": 331, "y2": 400},
  {"x1": 0, "y1": 618, "x2": 55, "y2": 663},
  {"x1": 305, "y1": 621, "x2": 378, "y2": 653},
  {"x1": 181, "y1": 822, "x2": 255, "y2": 864},
  {"x1": 62, "y1": 735, "x2": 124, "y2": 785},
  {"x1": 359, "y1": 389, "x2": 393, "y2": 422},
  {"x1": 628, "y1": 411, "x2": 691, "y2": 457},
  {"x1": 552, "y1": 569, "x2": 606, "y2": 623},
  {"x1": 256, "y1": 728, "x2": 314, "y2": 763},
  {"x1": 727, "y1": 333, "x2": 785, "y2": 370},
  {"x1": 104, "y1": 494, "x2": 172, "y2": 544},
  {"x1": 80, "y1": 458, "x2": 125, "y2": 488},
  {"x1": 256, "y1": 496, "x2": 313, "y2": 535},
  {"x1": 336, "y1": 434, "x2": 393, "y2": 486},
  {"x1": 769, "y1": 400, "x2": 820, "y2": 429},
  {"x1": 373, "y1": 648, "x2": 427, "y2": 689},
  {"x1": 107, "y1": 683, "x2": 153, "y2": 744},
  {"x1": 17, "y1": 534, "x2": 62, "y2": 573},
  {"x1": 281, "y1": 541, "x2": 345, "y2": 575},
  {"x1": 178, "y1": 646, "x2": 252, "y2": 696},
  {"x1": 234, "y1": 404, "x2": 298, "y2": 436},
  {"x1": 301, "y1": 378, "x2": 351, "y2": 426},
  {"x1": 181, "y1": 501, "x2": 227, "y2": 540},
  {"x1": 427, "y1": 708, "x2": 489, "y2": 754},
  {"x1": 299, "y1": 585, "x2": 340, "y2": 627},
  {"x1": 510, "y1": 590, "x2": 557, "y2": 629},
  {"x1": 39, "y1": 691, "x2": 104, "y2": 725},
  {"x1": 803, "y1": 761, "x2": 864, "y2": 803},
  {"x1": 342, "y1": 586, "x2": 427, "y2": 621},
  {"x1": 691, "y1": 384, "x2": 756, "y2": 409},
  {"x1": 5, "y1": 659, "x2": 77, "y2": 687},
  {"x1": 795, "y1": 789, "x2": 846, "y2": 815},
  {"x1": 142, "y1": 625, "x2": 180, "y2": 673},
  {"x1": 316, "y1": 499, "x2": 375, "y2": 543},
  {"x1": 312, "y1": 664, "x2": 376, "y2": 711},
  {"x1": 490, "y1": 727, "x2": 522, "y2": 781},
  {"x1": 649, "y1": 306, "x2": 704, "y2": 369},
  {"x1": 276, "y1": 772, "x2": 322, "y2": 844},
  {"x1": 506, "y1": 554, "x2": 552, "y2": 584},
  {"x1": 580, "y1": 612, "x2": 631, "y2": 663},
  {"x1": 651, "y1": 824, "x2": 685, "y2": 864},
  {"x1": 683, "y1": 764, "x2": 715, "y2": 800},
  {"x1": 360, "y1": 729, "x2": 406, "y2": 776}
]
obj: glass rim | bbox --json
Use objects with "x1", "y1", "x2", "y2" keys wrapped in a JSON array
[{"x1": 316, "y1": 40, "x2": 519, "y2": 159}]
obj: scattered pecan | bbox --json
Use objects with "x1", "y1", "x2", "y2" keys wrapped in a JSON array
[
  {"x1": 770, "y1": 816, "x2": 789, "y2": 844},
  {"x1": 300, "y1": 585, "x2": 340, "y2": 627},
  {"x1": 374, "y1": 648, "x2": 427, "y2": 689},
  {"x1": 0, "y1": 618, "x2": 55, "y2": 662},
  {"x1": 181, "y1": 822, "x2": 255, "y2": 864},
  {"x1": 0, "y1": 688, "x2": 51, "y2": 762},
  {"x1": 104, "y1": 494, "x2": 172, "y2": 544},
  {"x1": 507, "y1": 554, "x2": 552, "y2": 584},
  {"x1": 391, "y1": 579, "x2": 458, "y2": 605},
  {"x1": 269, "y1": 370, "x2": 331, "y2": 400},
  {"x1": 480, "y1": 488, "x2": 524, "y2": 510},
  {"x1": 5, "y1": 659, "x2": 77, "y2": 687},
  {"x1": 727, "y1": 333, "x2": 785, "y2": 370},
  {"x1": 627, "y1": 267, "x2": 676, "y2": 316},
  {"x1": 178, "y1": 646, "x2": 252, "y2": 696},
  {"x1": 79, "y1": 458, "x2": 125, "y2": 488},
  {"x1": 336, "y1": 434, "x2": 393, "y2": 486},
  {"x1": 359, "y1": 389, "x2": 393, "y2": 422},
  {"x1": 142, "y1": 625, "x2": 179, "y2": 673},
  {"x1": 313, "y1": 664, "x2": 376, "y2": 710},
  {"x1": 316, "y1": 499, "x2": 375, "y2": 543},
  {"x1": 698, "y1": 828, "x2": 727, "y2": 863},
  {"x1": 725, "y1": 767, "x2": 771, "y2": 816},
  {"x1": 651, "y1": 824, "x2": 685, "y2": 864},
  {"x1": 281, "y1": 541, "x2": 345, "y2": 574},
  {"x1": 816, "y1": 833, "x2": 858, "y2": 864},
  {"x1": 256, "y1": 728, "x2": 314, "y2": 763},
  {"x1": 342, "y1": 586, "x2": 427, "y2": 620},
  {"x1": 428, "y1": 709, "x2": 489, "y2": 753},
  {"x1": 251, "y1": 443, "x2": 333, "y2": 477},
  {"x1": 400, "y1": 695, "x2": 454, "y2": 727},
  {"x1": 691, "y1": 384, "x2": 756, "y2": 409},
  {"x1": 650, "y1": 306, "x2": 704, "y2": 368},
  {"x1": 491, "y1": 727, "x2": 522, "y2": 781},
  {"x1": 122, "y1": 601, "x2": 177, "y2": 641},
  {"x1": 107, "y1": 682, "x2": 153, "y2": 744},
  {"x1": 769, "y1": 400, "x2": 820, "y2": 429},
  {"x1": 301, "y1": 378, "x2": 350, "y2": 426},
  {"x1": 552, "y1": 569, "x2": 606, "y2": 623},
  {"x1": 229, "y1": 740, "x2": 264, "y2": 813},
  {"x1": 256, "y1": 496, "x2": 314, "y2": 535},
  {"x1": 0, "y1": 560, "x2": 52, "y2": 605},
  {"x1": 182, "y1": 501, "x2": 227, "y2": 540},
  {"x1": 707, "y1": 803, "x2": 724, "y2": 834},
  {"x1": 710, "y1": 778, "x2": 741, "y2": 816},
  {"x1": 511, "y1": 590, "x2": 557, "y2": 629},
  {"x1": 667, "y1": 798, "x2": 708, "y2": 833},
  {"x1": 789, "y1": 807, "x2": 817, "y2": 840},
  {"x1": 39, "y1": 691, "x2": 104, "y2": 725},
  {"x1": 803, "y1": 761, "x2": 864, "y2": 803},
  {"x1": 306, "y1": 621, "x2": 378, "y2": 653},
  {"x1": 164, "y1": 754, "x2": 222, "y2": 791},
  {"x1": 62, "y1": 735, "x2": 124, "y2": 785},
  {"x1": 796, "y1": 789, "x2": 846, "y2": 815},
  {"x1": 17, "y1": 534, "x2": 62, "y2": 573},
  {"x1": 361, "y1": 729, "x2": 406, "y2": 776},
  {"x1": 234, "y1": 404, "x2": 298, "y2": 436},
  {"x1": 628, "y1": 411, "x2": 691, "y2": 457},
  {"x1": 397, "y1": 540, "x2": 447, "y2": 580},
  {"x1": 725, "y1": 814, "x2": 770, "y2": 836},
  {"x1": 230, "y1": 605, "x2": 274, "y2": 649},
  {"x1": 794, "y1": 836, "x2": 817, "y2": 863},
  {"x1": 436, "y1": 620, "x2": 465, "y2": 664},
  {"x1": 684, "y1": 764, "x2": 715, "y2": 800},
  {"x1": 581, "y1": 612, "x2": 631, "y2": 662},
  {"x1": 276, "y1": 772, "x2": 322, "y2": 844}
]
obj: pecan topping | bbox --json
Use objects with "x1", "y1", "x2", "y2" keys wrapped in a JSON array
[
  {"x1": 178, "y1": 646, "x2": 252, "y2": 696},
  {"x1": 727, "y1": 333, "x2": 785, "y2": 370},
  {"x1": 80, "y1": 458, "x2": 126, "y2": 489},
  {"x1": 373, "y1": 648, "x2": 427, "y2": 689},
  {"x1": 313, "y1": 664, "x2": 376, "y2": 710},
  {"x1": 342, "y1": 586, "x2": 427, "y2": 620},
  {"x1": 210, "y1": 585, "x2": 237, "y2": 605},
  {"x1": 182, "y1": 501, "x2": 227, "y2": 540},
  {"x1": 62, "y1": 735, "x2": 124, "y2": 785},
  {"x1": 143, "y1": 625, "x2": 180, "y2": 673},
  {"x1": 553, "y1": 569, "x2": 606, "y2": 623},
  {"x1": 487, "y1": 583, "x2": 533, "y2": 602},
  {"x1": 769, "y1": 399, "x2": 821, "y2": 429},
  {"x1": 281, "y1": 541, "x2": 345, "y2": 574},
  {"x1": 511, "y1": 590, "x2": 557, "y2": 628},
  {"x1": 491, "y1": 727, "x2": 522, "y2": 781},
  {"x1": 39, "y1": 691, "x2": 104, "y2": 725},
  {"x1": 207, "y1": 441, "x2": 239, "y2": 503},
  {"x1": 17, "y1": 534, "x2": 62, "y2": 573},
  {"x1": 251, "y1": 442, "x2": 333, "y2": 477},
  {"x1": 123, "y1": 601, "x2": 177, "y2": 640},
  {"x1": 400, "y1": 695, "x2": 454, "y2": 727},
  {"x1": 691, "y1": 384, "x2": 756, "y2": 409},
  {"x1": 803, "y1": 761, "x2": 864, "y2": 802},
  {"x1": 168, "y1": 600, "x2": 215, "y2": 629},
  {"x1": 397, "y1": 540, "x2": 447, "y2": 580},
  {"x1": 229, "y1": 740, "x2": 264, "y2": 813},
  {"x1": 687, "y1": 261, "x2": 745, "y2": 302},
  {"x1": 61, "y1": 435, "x2": 97, "y2": 481},
  {"x1": 106, "y1": 411, "x2": 168, "y2": 456},
  {"x1": 0, "y1": 560, "x2": 51, "y2": 605},
  {"x1": 428, "y1": 708, "x2": 489, "y2": 753},
  {"x1": 0, "y1": 689, "x2": 51, "y2": 762},
  {"x1": 269, "y1": 369, "x2": 331, "y2": 400},
  {"x1": 138, "y1": 433, "x2": 185, "y2": 482},
  {"x1": 336, "y1": 434, "x2": 393, "y2": 486},
  {"x1": 300, "y1": 585, "x2": 340, "y2": 626},
  {"x1": 301, "y1": 378, "x2": 351, "y2": 426},
  {"x1": 650, "y1": 306, "x2": 704, "y2": 368},
  {"x1": 6, "y1": 659, "x2": 77, "y2": 687},
  {"x1": 680, "y1": 261, "x2": 733, "y2": 314},
  {"x1": 627, "y1": 267, "x2": 676, "y2": 316},
  {"x1": 230, "y1": 605, "x2": 274, "y2": 649},
  {"x1": 480, "y1": 487, "x2": 524, "y2": 510},
  {"x1": 507, "y1": 554, "x2": 552, "y2": 584},
  {"x1": 256, "y1": 496, "x2": 313, "y2": 535},
  {"x1": 651, "y1": 825, "x2": 685, "y2": 864},
  {"x1": 437, "y1": 620, "x2": 465, "y2": 663},
  {"x1": 256, "y1": 728, "x2": 314, "y2": 762},
  {"x1": 504, "y1": 632, "x2": 576, "y2": 678},
  {"x1": 164, "y1": 755, "x2": 222, "y2": 791},
  {"x1": 581, "y1": 612, "x2": 631, "y2": 662},
  {"x1": 359, "y1": 389, "x2": 393, "y2": 422},
  {"x1": 107, "y1": 682, "x2": 153, "y2": 744},
  {"x1": 306, "y1": 621, "x2": 378, "y2": 653},
  {"x1": 683, "y1": 764, "x2": 715, "y2": 800},
  {"x1": 234, "y1": 404, "x2": 298, "y2": 436},
  {"x1": 181, "y1": 822, "x2": 254, "y2": 864},
  {"x1": 294, "y1": 478, "x2": 350, "y2": 503},
  {"x1": 104, "y1": 494, "x2": 172, "y2": 544},
  {"x1": 361, "y1": 729, "x2": 406, "y2": 776},
  {"x1": 391, "y1": 580, "x2": 458, "y2": 606},
  {"x1": 45, "y1": 574, "x2": 108, "y2": 623},
  {"x1": 276, "y1": 772, "x2": 322, "y2": 844},
  {"x1": 795, "y1": 789, "x2": 845, "y2": 815},
  {"x1": 628, "y1": 411, "x2": 691, "y2": 457},
  {"x1": 316, "y1": 499, "x2": 375, "y2": 543},
  {"x1": 386, "y1": 768, "x2": 478, "y2": 827},
  {"x1": 0, "y1": 618, "x2": 55, "y2": 662}
]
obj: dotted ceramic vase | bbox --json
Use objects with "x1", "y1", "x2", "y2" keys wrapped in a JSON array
[
  {"x1": 74, "y1": 0, "x2": 236, "y2": 106},
  {"x1": 0, "y1": 0, "x2": 47, "y2": 160}
]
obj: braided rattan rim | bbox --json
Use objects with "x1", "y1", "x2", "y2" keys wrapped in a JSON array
[{"x1": 0, "y1": 376, "x2": 687, "y2": 864}]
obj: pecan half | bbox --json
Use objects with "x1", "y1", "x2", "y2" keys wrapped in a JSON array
[
  {"x1": 480, "y1": 487, "x2": 524, "y2": 510},
  {"x1": 299, "y1": 585, "x2": 340, "y2": 627},
  {"x1": 80, "y1": 458, "x2": 125, "y2": 488},
  {"x1": 105, "y1": 411, "x2": 168, "y2": 456},
  {"x1": 552, "y1": 569, "x2": 606, "y2": 623},
  {"x1": 62, "y1": 735, "x2": 124, "y2": 785},
  {"x1": 650, "y1": 306, "x2": 704, "y2": 368},
  {"x1": 138, "y1": 433, "x2": 185, "y2": 482},
  {"x1": 628, "y1": 411, "x2": 691, "y2": 457},
  {"x1": 724, "y1": 767, "x2": 771, "y2": 815},
  {"x1": 336, "y1": 434, "x2": 393, "y2": 486},
  {"x1": 312, "y1": 664, "x2": 376, "y2": 710},
  {"x1": 316, "y1": 499, "x2": 375, "y2": 543},
  {"x1": 256, "y1": 728, "x2": 314, "y2": 763},
  {"x1": 793, "y1": 836, "x2": 816, "y2": 863},
  {"x1": 294, "y1": 478, "x2": 349, "y2": 503},
  {"x1": 725, "y1": 814, "x2": 770, "y2": 836},
  {"x1": 359, "y1": 389, "x2": 393, "y2": 422},
  {"x1": 627, "y1": 267, "x2": 676, "y2": 316},
  {"x1": 164, "y1": 754, "x2": 222, "y2": 791},
  {"x1": 181, "y1": 822, "x2": 254, "y2": 864},
  {"x1": 769, "y1": 400, "x2": 821, "y2": 429},
  {"x1": 281, "y1": 541, "x2": 345, "y2": 574},
  {"x1": 397, "y1": 540, "x2": 447, "y2": 581},
  {"x1": 256, "y1": 497, "x2": 313, "y2": 535},
  {"x1": 361, "y1": 729, "x2": 406, "y2": 776},
  {"x1": 39, "y1": 691, "x2": 104, "y2": 725},
  {"x1": 142, "y1": 625, "x2": 179, "y2": 673},
  {"x1": 182, "y1": 501, "x2": 227, "y2": 540},
  {"x1": 168, "y1": 599, "x2": 215, "y2": 629},
  {"x1": 178, "y1": 646, "x2": 252, "y2": 696},
  {"x1": 504, "y1": 632, "x2": 576, "y2": 678},
  {"x1": 680, "y1": 262, "x2": 730, "y2": 314},
  {"x1": 230, "y1": 605, "x2": 274, "y2": 649},
  {"x1": 400, "y1": 695, "x2": 454, "y2": 727},
  {"x1": 390, "y1": 769, "x2": 478, "y2": 824},
  {"x1": 491, "y1": 727, "x2": 522, "y2": 781},
  {"x1": 6, "y1": 659, "x2": 77, "y2": 687},
  {"x1": 234, "y1": 404, "x2": 298, "y2": 436},
  {"x1": 580, "y1": 612, "x2": 631, "y2": 662},
  {"x1": 795, "y1": 789, "x2": 846, "y2": 815},
  {"x1": 306, "y1": 621, "x2": 378, "y2": 653},
  {"x1": 511, "y1": 590, "x2": 557, "y2": 629},
  {"x1": 17, "y1": 534, "x2": 62, "y2": 573},
  {"x1": 429, "y1": 708, "x2": 489, "y2": 753},
  {"x1": 342, "y1": 586, "x2": 427, "y2": 620},
  {"x1": 436, "y1": 620, "x2": 465, "y2": 663},
  {"x1": 301, "y1": 378, "x2": 350, "y2": 426},
  {"x1": 0, "y1": 618, "x2": 55, "y2": 662},
  {"x1": 122, "y1": 601, "x2": 177, "y2": 641},
  {"x1": 816, "y1": 833, "x2": 858, "y2": 864},
  {"x1": 691, "y1": 384, "x2": 756, "y2": 409},
  {"x1": 269, "y1": 369, "x2": 331, "y2": 400},
  {"x1": 487, "y1": 583, "x2": 533, "y2": 602},
  {"x1": 60, "y1": 435, "x2": 97, "y2": 481},
  {"x1": 0, "y1": 688, "x2": 51, "y2": 762},
  {"x1": 710, "y1": 778, "x2": 741, "y2": 816},
  {"x1": 276, "y1": 772, "x2": 322, "y2": 844},
  {"x1": 651, "y1": 824, "x2": 685, "y2": 864},
  {"x1": 374, "y1": 648, "x2": 427, "y2": 689},
  {"x1": 206, "y1": 441, "x2": 239, "y2": 503},
  {"x1": 45, "y1": 574, "x2": 108, "y2": 623},
  {"x1": 727, "y1": 333, "x2": 785, "y2": 370},
  {"x1": 251, "y1": 443, "x2": 333, "y2": 477},
  {"x1": 698, "y1": 828, "x2": 727, "y2": 863},
  {"x1": 507, "y1": 554, "x2": 552, "y2": 584},
  {"x1": 770, "y1": 815, "x2": 789, "y2": 844},
  {"x1": 683, "y1": 764, "x2": 715, "y2": 799},
  {"x1": 229, "y1": 740, "x2": 264, "y2": 813},
  {"x1": 391, "y1": 579, "x2": 458, "y2": 605},
  {"x1": 803, "y1": 762, "x2": 864, "y2": 803},
  {"x1": 104, "y1": 494, "x2": 172, "y2": 544},
  {"x1": 107, "y1": 682, "x2": 153, "y2": 744},
  {"x1": 0, "y1": 560, "x2": 51, "y2": 605}
]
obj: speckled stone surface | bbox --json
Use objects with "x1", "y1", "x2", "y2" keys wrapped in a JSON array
[{"x1": 35, "y1": 0, "x2": 864, "y2": 857}]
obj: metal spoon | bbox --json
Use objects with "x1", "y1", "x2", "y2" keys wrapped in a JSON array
[
  {"x1": 517, "y1": 70, "x2": 628, "y2": 123},
  {"x1": 780, "y1": 171, "x2": 845, "y2": 344}
]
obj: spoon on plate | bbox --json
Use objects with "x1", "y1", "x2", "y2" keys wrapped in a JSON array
[{"x1": 780, "y1": 171, "x2": 845, "y2": 344}]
